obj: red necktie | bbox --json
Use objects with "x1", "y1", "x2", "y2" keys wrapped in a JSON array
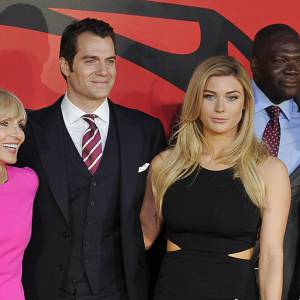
[
  {"x1": 82, "y1": 114, "x2": 102, "y2": 174},
  {"x1": 262, "y1": 106, "x2": 281, "y2": 157}
]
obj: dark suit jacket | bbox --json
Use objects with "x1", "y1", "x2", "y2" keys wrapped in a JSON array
[
  {"x1": 285, "y1": 165, "x2": 300, "y2": 299},
  {"x1": 18, "y1": 97, "x2": 166, "y2": 300},
  {"x1": 246, "y1": 159, "x2": 300, "y2": 300}
]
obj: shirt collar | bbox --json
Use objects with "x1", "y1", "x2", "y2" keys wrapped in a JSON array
[
  {"x1": 253, "y1": 81, "x2": 294, "y2": 121},
  {"x1": 61, "y1": 93, "x2": 109, "y2": 126}
]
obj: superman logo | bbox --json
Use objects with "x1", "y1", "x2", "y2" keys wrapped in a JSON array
[{"x1": 0, "y1": 0, "x2": 299, "y2": 134}]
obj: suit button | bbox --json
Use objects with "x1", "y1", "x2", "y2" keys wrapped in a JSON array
[
  {"x1": 91, "y1": 181, "x2": 97, "y2": 187},
  {"x1": 90, "y1": 201, "x2": 95, "y2": 206},
  {"x1": 57, "y1": 264, "x2": 63, "y2": 272},
  {"x1": 87, "y1": 221, "x2": 92, "y2": 226},
  {"x1": 62, "y1": 231, "x2": 70, "y2": 239},
  {"x1": 72, "y1": 279, "x2": 77, "y2": 284}
]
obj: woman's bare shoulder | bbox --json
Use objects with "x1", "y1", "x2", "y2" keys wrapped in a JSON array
[
  {"x1": 258, "y1": 156, "x2": 289, "y2": 183},
  {"x1": 151, "y1": 149, "x2": 172, "y2": 171}
]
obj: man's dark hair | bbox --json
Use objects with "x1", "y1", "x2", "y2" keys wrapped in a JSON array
[
  {"x1": 59, "y1": 18, "x2": 116, "y2": 69},
  {"x1": 252, "y1": 23, "x2": 299, "y2": 58}
]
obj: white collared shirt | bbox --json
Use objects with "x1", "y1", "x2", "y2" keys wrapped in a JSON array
[{"x1": 61, "y1": 93, "x2": 110, "y2": 156}]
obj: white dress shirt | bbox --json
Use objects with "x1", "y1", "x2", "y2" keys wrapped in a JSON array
[{"x1": 61, "y1": 94, "x2": 110, "y2": 156}]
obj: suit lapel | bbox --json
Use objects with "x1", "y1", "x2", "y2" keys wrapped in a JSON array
[
  {"x1": 110, "y1": 102, "x2": 143, "y2": 222},
  {"x1": 31, "y1": 98, "x2": 70, "y2": 225}
]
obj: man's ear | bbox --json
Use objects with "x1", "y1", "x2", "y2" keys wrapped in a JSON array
[
  {"x1": 59, "y1": 57, "x2": 71, "y2": 78},
  {"x1": 250, "y1": 58, "x2": 260, "y2": 77}
]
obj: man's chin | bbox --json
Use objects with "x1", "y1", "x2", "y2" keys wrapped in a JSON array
[
  {"x1": 280, "y1": 87, "x2": 300, "y2": 100},
  {"x1": 90, "y1": 89, "x2": 112, "y2": 101},
  {"x1": 88, "y1": 93, "x2": 109, "y2": 102},
  {"x1": 270, "y1": 85, "x2": 300, "y2": 103}
]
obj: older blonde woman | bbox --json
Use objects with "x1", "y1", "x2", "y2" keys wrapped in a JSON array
[
  {"x1": 0, "y1": 89, "x2": 38, "y2": 300},
  {"x1": 141, "y1": 56, "x2": 290, "y2": 300}
]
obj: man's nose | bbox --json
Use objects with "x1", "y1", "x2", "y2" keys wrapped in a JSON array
[
  {"x1": 284, "y1": 60, "x2": 300, "y2": 74},
  {"x1": 95, "y1": 62, "x2": 108, "y2": 75}
]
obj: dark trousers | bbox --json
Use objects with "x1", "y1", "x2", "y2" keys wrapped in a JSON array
[{"x1": 58, "y1": 278, "x2": 128, "y2": 300}]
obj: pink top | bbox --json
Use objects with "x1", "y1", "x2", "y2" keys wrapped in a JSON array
[{"x1": 0, "y1": 166, "x2": 38, "y2": 300}]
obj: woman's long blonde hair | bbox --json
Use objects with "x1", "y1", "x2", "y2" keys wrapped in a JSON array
[{"x1": 152, "y1": 56, "x2": 268, "y2": 212}]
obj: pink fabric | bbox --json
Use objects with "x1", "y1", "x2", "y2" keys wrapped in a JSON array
[{"x1": 0, "y1": 166, "x2": 38, "y2": 300}]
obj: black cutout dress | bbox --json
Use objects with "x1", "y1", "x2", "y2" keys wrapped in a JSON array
[{"x1": 154, "y1": 168, "x2": 260, "y2": 300}]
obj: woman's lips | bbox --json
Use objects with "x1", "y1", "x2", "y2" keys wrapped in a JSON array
[{"x1": 211, "y1": 117, "x2": 228, "y2": 123}]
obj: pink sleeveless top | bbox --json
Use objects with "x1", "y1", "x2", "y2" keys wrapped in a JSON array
[{"x1": 0, "y1": 166, "x2": 38, "y2": 300}]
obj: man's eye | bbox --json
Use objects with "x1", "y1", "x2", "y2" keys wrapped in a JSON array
[
  {"x1": 18, "y1": 122, "x2": 25, "y2": 130},
  {"x1": 273, "y1": 59, "x2": 285, "y2": 65},
  {"x1": 85, "y1": 59, "x2": 95, "y2": 64},
  {"x1": 106, "y1": 59, "x2": 116, "y2": 66}
]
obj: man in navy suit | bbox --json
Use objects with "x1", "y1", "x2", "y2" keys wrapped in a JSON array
[
  {"x1": 251, "y1": 23, "x2": 300, "y2": 299},
  {"x1": 19, "y1": 18, "x2": 165, "y2": 300}
]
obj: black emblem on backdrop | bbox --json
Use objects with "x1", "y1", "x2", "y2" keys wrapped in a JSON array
[{"x1": 0, "y1": 0, "x2": 252, "y2": 91}]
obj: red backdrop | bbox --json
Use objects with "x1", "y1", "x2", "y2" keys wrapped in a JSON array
[{"x1": 0, "y1": 0, "x2": 300, "y2": 135}]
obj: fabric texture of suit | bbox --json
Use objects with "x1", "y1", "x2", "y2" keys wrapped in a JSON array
[
  {"x1": 287, "y1": 166, "x2": 300, "y2": 299},
  {"x1": 59, "y1": 110, "x2": 124, "y2": 296},
  {"x1": 253, "y1": 83, "x2": 300, "y2": 299},
  {"x1": 18, "y1": 96, "x2": 166, "y2": 300}
]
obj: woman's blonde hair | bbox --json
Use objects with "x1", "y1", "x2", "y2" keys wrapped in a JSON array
[
  {"x1": 0, "y1": 89, "x2": 26, "y2": 123},
  {"x1": 152, "y1": 56, "x2": 268, "y2": 212}
]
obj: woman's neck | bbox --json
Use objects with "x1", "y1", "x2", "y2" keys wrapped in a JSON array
[
  {"x1": 201, "y1": 134, "x2": 236, "y2": 170},
  {"x1": 206, "y1": 135, "x2": 235, "y2": 156},
  {"x1": 0, "y1": 165, "x2": 8, "y2": 185}
]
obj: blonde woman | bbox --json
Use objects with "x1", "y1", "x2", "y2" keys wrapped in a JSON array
[
  {"x1": 141, "y1": 56, "x2": 290, "y2": 300},
  {"x1": 0, "y1": 89, "x2": 38, "y2": 300}
]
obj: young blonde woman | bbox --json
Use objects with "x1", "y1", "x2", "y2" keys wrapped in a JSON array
[
  {"x1": 0, "y1": 89, "x2": 38, "y2": 300},
  {"x1": 141, "y1": 56, "x2": 290, "y2": 300}
]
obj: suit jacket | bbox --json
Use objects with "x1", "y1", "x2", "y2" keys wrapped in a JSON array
[
  {"x1": 18, "y1": 97, "x2": 166, "y2": 300},
  {"x1": 286, "y1": 165, "x2": 300, "y2": 299}
]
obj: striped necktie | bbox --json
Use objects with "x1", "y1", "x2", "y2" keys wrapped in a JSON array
[{"x1": 81, "y1": 114, "x2": 102, "y2": 174}]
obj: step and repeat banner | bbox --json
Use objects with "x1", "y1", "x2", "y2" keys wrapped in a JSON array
[{"x1": 0, "y1": 0, "x2": 299, "y2": 134}]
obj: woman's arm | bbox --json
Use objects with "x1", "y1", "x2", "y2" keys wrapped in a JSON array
[
  {"x1": 140, "y1": 154, "x2": 164, "y2": 250},
  {"x1": 259, "y1": 157, "x2": 291, "y2": 300}
]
